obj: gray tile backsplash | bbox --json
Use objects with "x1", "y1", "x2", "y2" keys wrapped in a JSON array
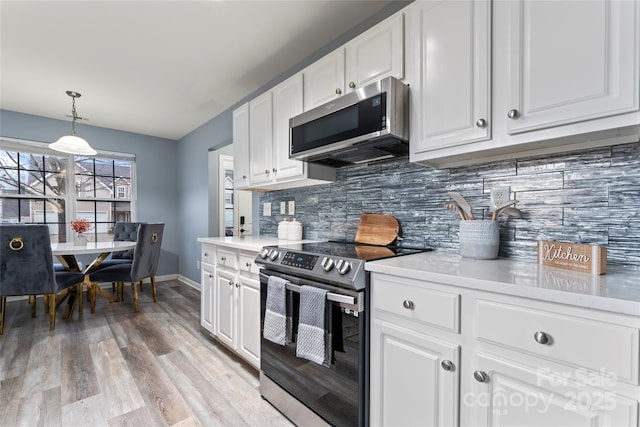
[{"x1": 259, "y1": 142, "x2": 640, "y2": 268}]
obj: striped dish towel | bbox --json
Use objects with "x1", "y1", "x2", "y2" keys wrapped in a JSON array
[
  {"x1": 263, "y1": 275, "x2": 289, "y2": 345},
  {"x1": 296, "y1": 285, "x2": 331, "y2": 367}
]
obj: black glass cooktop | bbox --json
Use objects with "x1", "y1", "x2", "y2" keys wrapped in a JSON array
[{"x1": 276, "y1": 240, "x2": 431, "y2": 262}]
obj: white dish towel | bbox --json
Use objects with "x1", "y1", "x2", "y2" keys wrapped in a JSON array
[
  {"x1": 296, "y1": 285, "x2": 331, "y2": 367},
  {"x1": 263, "y1": 275, "x2": 288, "y2": 345}
]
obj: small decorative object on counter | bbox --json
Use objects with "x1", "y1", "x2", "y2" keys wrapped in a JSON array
[
  {"x1": 70, "y1": 218, "x2": 91, "y2": 246},
  {"x1": 538, "y1": 240, "x2": 607, "y2": 275},
  {"x1": 459, "y1": 219, "x2": 499, "y2": 259},
  {"x1": 277, "y1": 219, "x2": 290, "y2": 240},
  {"x1": 288, "y1": 218, "x2": 303, "y2": 241}
]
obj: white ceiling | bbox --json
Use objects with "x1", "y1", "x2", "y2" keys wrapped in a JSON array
[{"x1": 0, "y1": 0, "x2": 399, "y2": 140}]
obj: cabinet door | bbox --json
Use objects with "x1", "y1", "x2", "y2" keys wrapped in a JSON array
[
  {"x1": 408, "y1": 0, "x2": 491, "y2": 155},
  {"x1": 200, "y1": 262, "x2": 215, "y2": 333},
  {"x1": 303, "y1": 49, "x2": 345, "y2": 110},
  {"x1": 232, "y1": 103, "x2": 250, "y2": 189},
  {"x1": 471, "y1": 352, "x2": 637, "y2": 427},
  {"x1": 237, "y1": 276, "x2": 260, "y2": 369},
  {"x1": 249, "y1": 91, "x2": 273, "y2": 185},
  {"x1": 272, "y1": 73, "x2": 305, "y2": 181},
  {"x1": 345, "y1": 12, "x2": 404, "y2": 92},
  {"x1": 370, "y1": 319, "x2": 460, "y2": 427},
  {"x1": 214, "y1": 269, "x2": 236, "y2": 349},
  {"x1": 505, "y1": 0, "x2": 639, "y2": 134}
]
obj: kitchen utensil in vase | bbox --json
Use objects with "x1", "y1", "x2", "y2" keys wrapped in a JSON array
[
  {"x1": 448, "y1": 192, "x2": 475, "y2": 220},
  {"x1": 491, "y1": 200, "x2": 519, "y2": 220},
  {"x1": 444, "y1": 202, "x2": 467, "y2": 220}
]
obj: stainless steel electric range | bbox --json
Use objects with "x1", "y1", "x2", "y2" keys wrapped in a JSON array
[{"x1": 255, "y1": 241, "x2": 430, "y2": 427}]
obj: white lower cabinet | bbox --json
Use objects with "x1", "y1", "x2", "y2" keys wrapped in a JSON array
[
  {"x1": 371, "y1": 319, "x2": 460, "y2": 426},
  {"x1": 199, "y1": 243, "x2": 260, "y2": 369},
  {"x1": 471, "y1": 352, "x2": 637, "y2": 427},
  {"x1": 370, "y1": 272, "x2": 640, "y2": 427}
]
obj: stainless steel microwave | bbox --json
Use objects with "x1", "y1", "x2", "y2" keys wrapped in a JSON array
[{"x1": 289, "y1": 76, "x2": 409, "y2": 167}]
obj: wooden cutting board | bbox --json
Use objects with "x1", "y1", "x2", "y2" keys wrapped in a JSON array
[{"x1": 355, "y1": 213, "x2": 400, "y2": 246}]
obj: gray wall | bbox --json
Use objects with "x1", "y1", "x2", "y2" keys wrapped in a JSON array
[
  {"x1": 0, "y1": 109, "x2": 180, "y2": 275},
  {"x1": 259, "y1": 142, "x2": 640, "y2": 268}
]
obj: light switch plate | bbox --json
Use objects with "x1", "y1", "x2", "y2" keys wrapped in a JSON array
[
  {"x1": 263, "y1": 202, "x2": 271, "y2": 216},
  {"x1": 280, "y1": 201, "x2": 286, "y2": 215},
  {"x1": 288, "y1": 201, "x2": 295, "y2": 215}
]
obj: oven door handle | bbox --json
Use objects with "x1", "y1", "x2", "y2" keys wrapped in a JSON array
[{"x1": 260, "y1": 272, "x2": 356, "y2": 305}]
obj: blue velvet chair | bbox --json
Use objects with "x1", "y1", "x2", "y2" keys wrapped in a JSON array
[
  {"x1": 0, "y1": 224, "x2": 85, "y2": 334},
  {"x1": 88, "y1": 223, "x2": 164, "y2": 312}
]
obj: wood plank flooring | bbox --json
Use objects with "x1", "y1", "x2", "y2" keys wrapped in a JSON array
[{"x1": 0, "y1": 280, "x2": 294, "y2": 427}]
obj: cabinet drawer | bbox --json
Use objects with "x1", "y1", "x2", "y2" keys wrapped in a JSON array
[
  {"x1": 373, "y1": 278, "x2": 460, "y2": 333},
  {"x1": 215, "y1": 248, "x2": 238, "y2": 270},
  {"x1": 476, "y1": 299, "x2": 640, "y2": 385},
  {"x1": 201, "y1": 244, "x2": 215, "y2": 265},
  {"x1": 239, "y1": 253, "x2": 260, "y2": 277}
]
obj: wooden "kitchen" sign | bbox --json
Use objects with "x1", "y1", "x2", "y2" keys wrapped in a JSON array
[{"x1": 537, "y1": 241, "x2": 607, "y2": 275}]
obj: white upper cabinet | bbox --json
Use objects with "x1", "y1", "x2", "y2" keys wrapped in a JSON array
[
  {"x1": 304, "y1": 12, "x2": 404, "y2": 110},
  {"x1": 408, "y1": 0, "x2": 640, "y2": 168},
  {"x1": 232, "y1": 103, "x2": 250, "y2": 190},
  {"x1": 345, "y1": 12, "x2": 404, "y2": 93},
  {"x1": 234, "y1": 73, "x2": 335, "y2": 191},
  {"x1": 303, "y1": 49, "x2": 346, "y2": 110},
  {"x1": 504, "y1": 0, "x2": 639, "y2": 134},
  {"x1": 271, "y1": 73, "x2": 305, "y2": 181},
  {"x1": 407, "y1": 0, "x2": 491, "y2": 154},
  {"x1": 248, "y1": 91, "x2": 273, "y2": 186}
]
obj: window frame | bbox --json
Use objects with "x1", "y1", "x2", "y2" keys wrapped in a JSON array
[{"x1": 0, "y1": 137, "x2": 137, "y2": 242}]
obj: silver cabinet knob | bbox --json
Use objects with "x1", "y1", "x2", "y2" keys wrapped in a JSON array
[
  {"x1": 235, "y1": 282, "x2": 240, "y2": 288},
  {"x1": 507, "y1": 109, "x2": 519, "y2": 119},
  {"x1": 208, "y1": 274, "x2": 212, "y2": 278},
  {"x1": 265, "y1": 169, "x2": 270, "y2": 175},
  {"x1": 348, "y1": 81, "x2": 356, "y2": 89},
  {"x1": 245, "y1": 262, "x2": 251, "y2": 267},
  {"x1": 228, "y1": 280, "x2": 234, "y2": 287},
  {"x1": 402, "y1": 300, "x2": 414, "y2": 310},
  {"x1": 441, "y1": 360, "x2": 454, "y2": 371},
  {"x1": 474, "y1": 370, "x2": 489, "y2": 383},
  {"x1": 335, "y1": 88, "x2": 342, "y2": 95},
  {"x1": 534, "y1": 331, "x2": 552, "y2": 345},
  {"x1": 204, "y1": 252, "x2": 208, "y2": 257},
  {"x1": 220, "y1": 256, "x2": 226, "y2": 262},
  {"x1": 242, "y1": 175, "x2": 247, "y2": 179},
  {"x1": 476, "y1": 118, "x2": 487, "y2": 128},
  {"x1": 272, "y1": 168, "x2": 277, "y2": 173}
]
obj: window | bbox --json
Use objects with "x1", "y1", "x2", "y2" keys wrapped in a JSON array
[{"x1": 0, "y1": 138, "x2": 136, "y2": 243}]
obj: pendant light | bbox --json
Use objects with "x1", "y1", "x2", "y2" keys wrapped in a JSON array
[{"x1": 50, "y1": 90, "x2": 97, "y2": 156}]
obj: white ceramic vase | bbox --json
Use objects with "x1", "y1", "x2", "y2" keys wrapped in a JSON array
[
  {"x1": 459, "y1": 220, "x2": 499, "y2": 260},
  {"x1": 73, "y1": 234, "x2": 87, "y2": 246}
]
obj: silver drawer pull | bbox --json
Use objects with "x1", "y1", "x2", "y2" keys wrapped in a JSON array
[
  {"x1": 245, "y1": 262, "x2": 251, "y2": 267},
  {"x1": 403, "y1": 300, "x2": 414, "y2": 310},
  {"x1": 220, "y1": 256, "x2": 226, "y2": 262},
  {"x1": 534, "y1": 331, "x2": 552, "y2": 345}
]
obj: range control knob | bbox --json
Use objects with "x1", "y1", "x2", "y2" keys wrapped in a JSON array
[
  {"x1": 336, "y1": 259, "x2": 351, "y2": 275},
  {"x1": 321, "y1": 257, "x2": 335, "y2": 272},
  {"x1": 268, "y1": 249, "x2": 279, "y2": 261},
  {"x1": 259, "y1": 248, "x2": 270, "y2": 259}
]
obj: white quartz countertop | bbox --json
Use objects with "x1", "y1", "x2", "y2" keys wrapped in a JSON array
[
  {"x1": 197, "y1": 236, "x2": 322, "y2": 252},
  {"x1": 365, "y1": 251, "x2": 640, "y2": 316}
]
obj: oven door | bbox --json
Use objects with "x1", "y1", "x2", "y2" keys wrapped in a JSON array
[{"x1": 259, "y1": 268, "x2": 368, "y2": 427}]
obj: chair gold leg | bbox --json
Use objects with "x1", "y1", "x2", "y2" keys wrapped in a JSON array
[
  {"x1": 29, "y1": 295, "x2": 36, "y2": 318},
  {"x1": 91, "y1": 283, "x2": 97, "y2": 313},
  {"x1": 139, "y1": 279, "x2": 144, "y2": 292},
  {"x1": 151, "y1": 276, "x2": 157, "y2": 303},
  {"x1": 44, "y1": 295, "x2": 49, "y2": 313},
  {"x1": 49, "y1": 293, "x2": 56, "y2": 330},
  {"x1": 131, "y1": 282, "x2": 139, "y2": 312},
  {"x1": 0, "y1": 296, "x2": 6, "y2": 335},
  {"x1": 112, "y1": 282, "x2": 116, "y2": 292},
  {"x1": 78, "y1": 284, "x2": 84, "y2": 315}
]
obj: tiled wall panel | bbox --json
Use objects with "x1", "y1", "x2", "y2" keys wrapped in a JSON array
[{"x1": 259, "y1": 142, "x2": 640, "y2": 268}]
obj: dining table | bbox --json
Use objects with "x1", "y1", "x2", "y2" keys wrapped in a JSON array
[{"x1": 51, "y1": 240, "x2": 137, "y2": 318}]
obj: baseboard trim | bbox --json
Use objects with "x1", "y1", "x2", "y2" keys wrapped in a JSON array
[{"x1": 177, "y1": 275, "x2": 200, "y2": 291}]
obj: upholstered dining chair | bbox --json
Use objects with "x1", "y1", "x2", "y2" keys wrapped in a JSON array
[
  {"x1": 88, "y1": 223, "x2": 164, "y2": 312},
  {"x1": 0, "y1": 224, "x2": 85, "y2": 334}
]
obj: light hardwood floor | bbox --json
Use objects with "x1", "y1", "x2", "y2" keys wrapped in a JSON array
[{"x1": 0, "y1": 280, "x2": 294, "y2": 427}]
